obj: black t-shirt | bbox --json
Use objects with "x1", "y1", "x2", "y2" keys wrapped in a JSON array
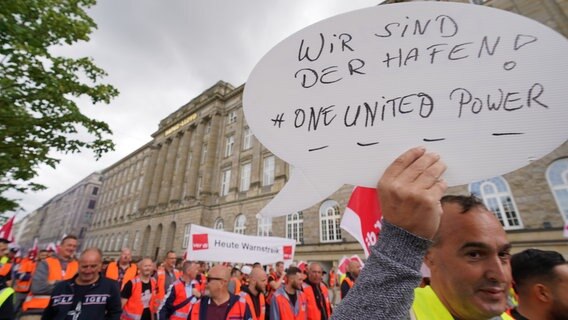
[
  {"x1": 121, "y1": 280, "x2": 152, "y2": 320},
  {"x1": 287, "y1": 291, "x2": 297, "y2": 306}
]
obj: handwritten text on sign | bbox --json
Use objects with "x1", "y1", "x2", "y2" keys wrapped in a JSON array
[{"x1": 242, "y1": 2, "x2": 568, "y2": 217}]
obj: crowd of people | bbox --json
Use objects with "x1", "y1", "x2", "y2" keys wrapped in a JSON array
[
  {"x1": 0, "y1": 235, "x2": 352, "y2": 320},
  {"x1": 1, "y1": 148, "x2": 567, "y2": 320}
]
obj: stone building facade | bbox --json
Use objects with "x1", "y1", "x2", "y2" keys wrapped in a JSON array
[
  {"x1": 83, "y1": 0, "x2": 568, "y2": 265},
  {"x1": 16, "y1": 172, "x2": 102, "y2": 248}
]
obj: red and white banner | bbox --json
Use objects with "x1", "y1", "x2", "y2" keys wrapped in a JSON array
[
  {"x1": 187, "y1": 224, "x2": 296, "y2": 266},
  {"x1": 340, "y1": 186, "x2": 382, "y2": 257},
  {"x1": 0, "y1": 215, "x2": 15, "y2": 242},
  {"x1": 337, "y1": 255, "x2": 365, "y2": 275}
]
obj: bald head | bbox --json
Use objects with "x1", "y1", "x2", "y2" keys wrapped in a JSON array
[
  {"x1": 209, "y1": 265, "x2": 231, "y2": 281},
  {"x1": 249, "y1": 266, "x2": 268, "y2": 294}
]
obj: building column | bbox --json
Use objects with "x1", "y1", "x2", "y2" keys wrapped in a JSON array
[
  {"x1": 250, "y1": 140, "x2": 262, "y2": 189},
  {"x1": 170, "y1": 129, "x2": 192, "y2": 202},
  {"x1": 158, "y1": 134, "x2": 180, "y2": 205},
  {"x1": 187, "y1": 121, "x2": 206, "y2": 199},
  {"x1": 148, "y1": 142, "x2": 168, "y2": 207},
  {"x1": 202, "y1": 112, "x2": 222, "y2": 196},
  {"x1": 139, "y1": 146, "x2": 159, "y2": 211}
]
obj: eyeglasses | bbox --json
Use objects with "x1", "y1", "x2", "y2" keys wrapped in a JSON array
[{"x1": 207, "y1": 276, "x2": 226, "y2": 283}]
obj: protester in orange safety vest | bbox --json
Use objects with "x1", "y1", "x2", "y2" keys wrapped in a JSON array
[
  {"x1": 340, "y1": 260, "x2": 360, "y2": 300},
  {"x1": 239, "y1": 267, "x2": 268, "y2": 320},
  {"x1": 21, "y1": 235, "x2": 78, "y2": 320},
  {"x1": 228, "y1": 267, "x2": 243, "y2": 295},
  {"x1": 13, "y1": 250, "x2": 38, "y2": 315},
  {"x1": 158, "y1": 260, "x2": 201, "y2": 320},
  {"x1": 190, "y1": 265, "x2": 252, "y2": 320},
  {"x1": 270, "y1": 266, "x2": 307, "y2": 320},
  {"x1": 0, "y1": 238, "x2": 15, "y2": 320},
  {"x1": 194, "y1": 261, "x2": 208, "y2": 295},
  {"x1": 106, "y1": 247, "x2": 138, "y2": 290},
  {"x1": 303, "y1": 262, "x2": 331, "y2": 320},
  {"x1": 154, "y1": 251, "x2": 181, "y2": 314},
  {"x1": 121, "y1": 258, "x2": 157, "y2": 320},
  {"x1": 266, "y1": 261, "x2": 285, "y2": 307}
]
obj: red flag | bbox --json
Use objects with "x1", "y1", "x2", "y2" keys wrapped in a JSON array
[
  {"x1": 340, "y1": 187, "x2": 382, "y2": 257},
  {"x1": 297, "y1": 260, "x2": 308, "y2": 272},
  {"x1": 28, "y1": 238, "x2": 39, "y2": 258},
  {"x1": 0, "y1": 215, "x2": 15, "y2": 242}
]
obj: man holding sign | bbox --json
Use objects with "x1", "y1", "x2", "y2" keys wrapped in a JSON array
[{"x1": 332, "y1": 147, "x2": 513, "y2": 320}]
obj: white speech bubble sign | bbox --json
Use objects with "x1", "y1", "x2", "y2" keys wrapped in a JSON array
[{"x1": 243, "y1": 2, "x2": 568, "y2": 218}]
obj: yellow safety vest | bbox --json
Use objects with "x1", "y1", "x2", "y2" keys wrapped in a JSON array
[
  {"x1": 412, "y1": 286, "x2": 513, "y2": 320},
  {"x1": 0, "y1": 287, "x2": 15, "y2": 308}
]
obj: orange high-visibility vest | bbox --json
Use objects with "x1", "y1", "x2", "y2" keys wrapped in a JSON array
[
  {"x1": 328, "y1": 271, "x2": 336, "y2": 287},
  {"x1": 154, "y1": 267, "x2": 181, "y2": 311},
  {"x1": 189, "y1": 295, "x2": 249, "y2": 320},
  {"x1": 166, "y1": 279, "x2": 199, "y2": 320},
  {"x1": 106, "y1": 262, "x2": 138, "y2": 290},
  {"x1": 230, "y1": 277, "x2": 242, "y2": 294},
  {"x1": 266, "y1": 272, "x2": 283, "y2": 305},
  {"x1": 121, "y1": 277, "x2": 157, "y2": 320},
  {"x1": 0, "y1": 261, "x2": 12, "y2": 277},
  {"x1": 240, "y1": 291, "x2": 266, "y2": 320},
  {"x1": 340, "y1": 277, "x2": 353, "y2": 299},
  {"x1": 22, "y1": 257, "x2": 78, "y2": 311},
  {"x1": 273, "y1": 288, "x2": 307, "y2": 320},
  {"x1": 302, "y1": 282, "x2": 331, "y2": 320},
  {"x1": 14, "y1": 258, "x2": 36, "y2": 293}
]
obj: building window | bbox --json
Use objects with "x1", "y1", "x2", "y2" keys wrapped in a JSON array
[
  {"x1": 108, "y1": 234, "x2": 115, "y2": 252},
  {"x1": 546, "y1": 158, "x2": 568, "y2": 222},
  {"x1": 183, "y1": 224, "x2": 191, "y2": 249},
  {"x1": 205, "y1": 121, "x2": 211, "y2": 134},
  {"x1": 228, "y1": 110, "x2": 237, "y2": 124},
  {"x1": 122, "y1": 232, "x2": 129, "y2": 249},
  {"x1": 197, "y1": 176, "x2": 203, "y2": 195},
  {"x1": 115, "y1": 233, "x2": 122, "y2": 251},
  {"x1": 225, "y1": 135, "x2": 235, "y2": 157},
  {"x1": 240, "y1": 163, "x2": 251, "y2": 192},
  {"x1": 286, "y1": 212, "x2": 304, "y2": 244},
  {"x1": 201, "y1": 144, "x2": 208, "y2": 164},
  {"x1": 320, "y1": 200, "x2": 342, "y2": 242},
  {"x1": 257, "y1": 216, "x2": 272, "y2": 236},
  {"x1": 87, "y1": 200, "x2": 96, "y2": 209},
  {"x1": 133, "y1": 230, "x2": 140, "y2": 251},
  {"x1": 243, "y1": 127, "x2": 252, "y2": 150},
  {"x1": 214, "y1": 218, "x2": 224, "y2": 230},
  {"x1": 234, "y1": 214, "x2": 246, "y2": 234},
  {"x1": 92, "y1": 187, "x2": 99, "y2": 195},
  {"x1": 469, "y1": 176, "x2": 523, "y2": 230},
  {"x1": 263, "y1": 156, "x2": 275, "y2": 186},
  {"x1": 220, "y1": 169, "x2": 231, "y2": 196}
]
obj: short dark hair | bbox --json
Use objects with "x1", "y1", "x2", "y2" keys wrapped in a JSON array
[
  {"x1": 0, "y1": 238, "x2": 10, "y2": 244},
  {"x1": 61, "y1": 235, "x2": 78, "y2": 244},
  {"x1": 275, "y1": 261, "x2": 284, "y2": 267},
  {"x1": 440, "y1": 194, "x2": 487, "y2": 213},
  {"x1": 286, "y1": 266, "x2": 302, "y2": 276},
  {"x1": 511, "y1": 249, "x2": 566, "y2": 292}
]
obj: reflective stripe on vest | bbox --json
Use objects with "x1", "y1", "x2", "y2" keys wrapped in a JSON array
[
  {"x1": 14, "y1": 259, "x2": 35, "y2": 293},
  {"x1": 0, "y1": 287, "x2": 15, "y2": 307},
  {"x1": 169, "y1": 279, "x2": 196, "y2": 320},
  {"x1": 273, "y1": 289, "x2": 307, "y2": 320},
  {"x1": 412, "y1": 286, "x2": 514, "y2": 320},
  {"x1": 22, "y1": 258, "x2": 78, "y2": 311}
]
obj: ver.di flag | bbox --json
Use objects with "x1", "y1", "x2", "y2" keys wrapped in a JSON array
[
  {"x1": 340, "y1": 186, "x2": 382, "y2": 257},
  {"x1": 0, "y1": 215, "x2": 15, "y2": 242}
]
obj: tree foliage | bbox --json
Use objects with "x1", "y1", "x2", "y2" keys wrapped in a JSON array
[{"x1": 0, "y1": 0, "x2": 119, "y2": 212}]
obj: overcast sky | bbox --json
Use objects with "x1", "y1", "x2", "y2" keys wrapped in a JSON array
[{"x1": 5, "y1": 0, "x2": 381, "y2": 220}]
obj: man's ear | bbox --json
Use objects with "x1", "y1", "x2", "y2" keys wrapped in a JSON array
[
  {"x1": 424, "y1": 250, "x2": 434, "y2": 269},
  {"x1": 533, "y1": 283, "x2": 552, "y2": 303}
]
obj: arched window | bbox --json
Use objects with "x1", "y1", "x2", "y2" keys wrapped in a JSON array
[
  {"x1": 469, "y1": 176, "x2": 523, "y2": 230},
  {"x1": 234, "y1": 214, "x2": 246, "y2": 234},
  {"x1": 214, "y1": 218, "x2": 224, "y2": 230},
  {"x1": 115, "y1": 233, "x2": 122, "y2": 251},
  {"x1": 546, "y1": 158, "x2": 568, "y2": 222},
  {"x1": 108, "y1": 234, "x2": 115, "y2": 251},
  {"x1": 286, "y1": 212, "x2": 304, "y2": 244},
  {"x1": 320, "y1": 200, "x2": 342, "y2": 242},
  {"x1": 122, "y1": 232, "x2": 129, "y2": 250},
  {"x1": 257, "y1": 217, "x2": 272, "y2": 237}
]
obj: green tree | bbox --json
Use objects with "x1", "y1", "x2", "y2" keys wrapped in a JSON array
[{"x1": 0, "y1": 0, "x2": 118, "y2": 212}]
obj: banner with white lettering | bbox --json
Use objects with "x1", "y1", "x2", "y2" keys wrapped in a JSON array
[{"x1": 187, "y1": 224, "x2": 296, "y2": 266}]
